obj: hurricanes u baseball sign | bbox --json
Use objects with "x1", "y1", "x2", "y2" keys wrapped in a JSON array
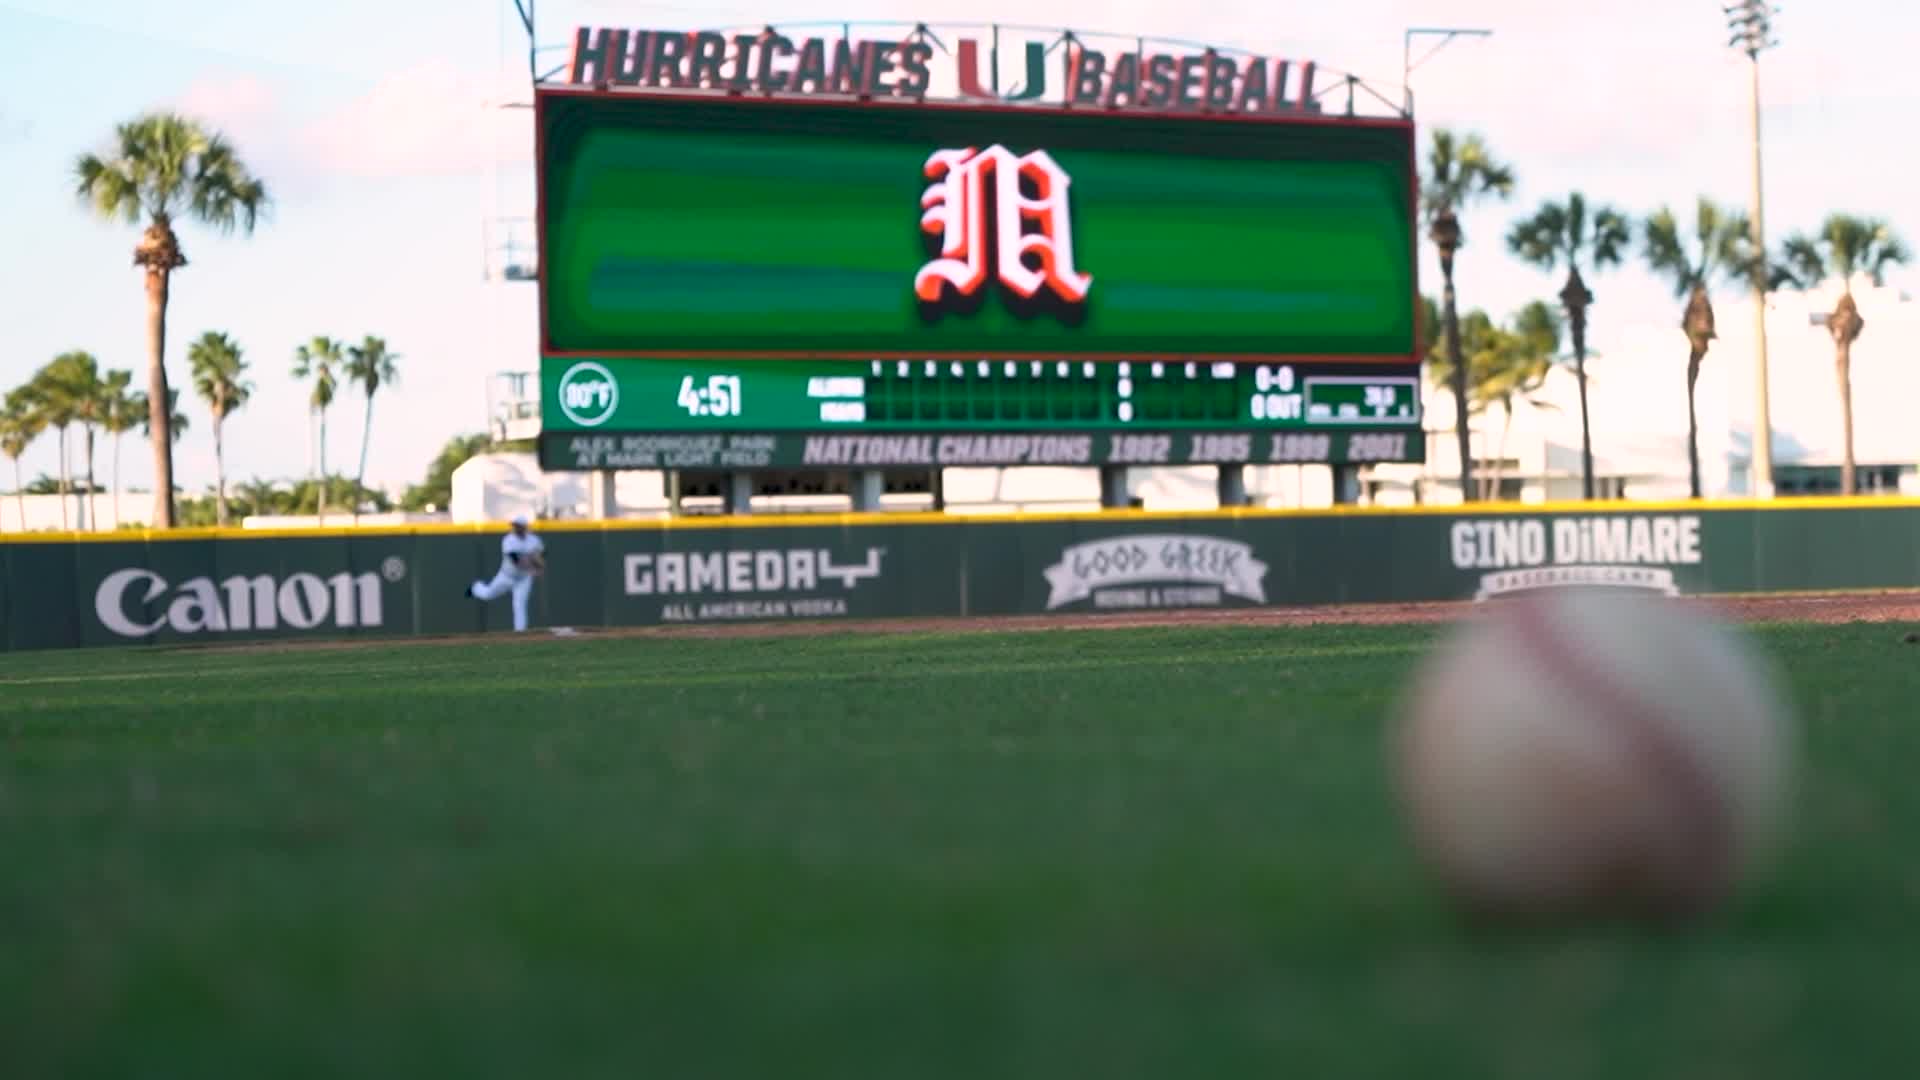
[{"x1": 563, "y1": 26, "x2": 1328, "y2": 115}]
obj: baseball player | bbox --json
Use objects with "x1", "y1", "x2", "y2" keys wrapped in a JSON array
[{"x1": 466, "y1": 514, "x2": 545, "y2": 632}]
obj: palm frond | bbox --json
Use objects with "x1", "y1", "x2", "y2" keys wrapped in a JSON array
[
  {"x1": 132, "y1": 390, "x2": 190, "y2": 443},
  {"x1": 1563, "y1": 193, "x2": 1587, "y2": 252},
  {"x1": 345, "y1": 337, "x2": 402, "y2": 396},
  {"x1": 1423, "y1": 129, "x2": 1513, "y2": 219},
  {"x1": 1422, "y1": 129, "x2": 1459, "y2": 219},
  {"x1": 1641, "y1": 208, "x2": 1697, "y2": 298},
  {"x1": 1589, "y1": 207, "x2": 1632, "y2": 269},
  {"x1": 1693, "y1": 196, "x2": 1722, "y2": 255},
  {"x1": 1820, "y1": 214, "x2": 1874, "y2": 281},
  {"x1": 293, "y1": 336, "x2": 343, "y2": 411},
  {"x1": 74, "y1": 112, "x2": 268, "y2": 237},
  {"x1": 190, "y1": 331, "x2": 253, "y2": 421},
  {"x1": 1869, "y1": 230, "x2": 1911, "y2": 287},
  {"x1": 1506, "y1": 202, "x2": 1568, "y2": 269},
  {"x1": 1778, "y1": 235, "x2": 1825, "y2": 290},
  {"x1": 74, "y1": 154, "x2": 145, "y2": 224},
  {"x1": 1510, "y1": 299, "x2": 1564, "y2": 357},
  {"x1": 190, "y1": 134, "x2": 270, "y2": 234}
]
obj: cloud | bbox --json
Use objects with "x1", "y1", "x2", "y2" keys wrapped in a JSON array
[
  {"x1": 168, "y1": 62, "x2": 531, "y2": 184},
  {"x1": 297, "y1": 60, "x2": 531, "y2": 179},
  {"x1": 177, "y1": 73, "x2": 278, "y2": 126},
  {"x1": 170, "y1": 73, "x2": 282, "y2": 159}
]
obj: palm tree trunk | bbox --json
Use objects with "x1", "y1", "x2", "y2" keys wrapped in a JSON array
[
  {"x1": 1686, "y1": 353, "x2": 1703, "y2": 500},
  {"x1": 355, "y1": 394, "x2": 375, "y2": 524},
  {"x1": 145, "y1": 265, "x2": 177, "y2": 529},
  {"x1": 317, "y1": 408, "x2": 328, "y2": 525},
  {"x1": 112, "y1": 433, "x2": 123, "y2": 530},
  {"x1": 12, "y1": 458, "x2": 24, "y2": 532},
  {"x1": 214, "y1": 417, "x2": 228, "y2": 527},
  {"x1": 56, "y1": 425, "x2": 70, "y2": 531},
  {"x1": 84, "y1": 426, "x2": 98, "y2": 531},
  {"x1": 1441, "y1": 256, "x2": 1475, "y2": 502},
  {"x1": 1570, "y1": 310, "x2": 1595, "y2": 501},
  {"x1": 1837, "y1": 342, "x2": 1856, "y2": 496}
]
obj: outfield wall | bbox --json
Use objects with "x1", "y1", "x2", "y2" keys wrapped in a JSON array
[{"x1": 3, "y1": 500, "x2": 1919, "y2": 651}]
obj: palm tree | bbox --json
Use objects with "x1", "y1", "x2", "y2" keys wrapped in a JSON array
[
  {"x1": 1478, "y1": 302, "x2": 1563, "y2": 501},
  {"x1": 293, "y1": 336, "x2": 343, "y2": 524},
  {"x1": 100, "y1": 372, "x2": 140, "y2": 528},
  {"x1": 188, "y1": 331, "x2": 254, "y2": 526},
  {"x1": 1778, "y1": 215, "x2": 1911, "y2": 495},
  {"x1": 1423, "y1": 130, "x2": 1515, "y2": 502},
  {"x1": 231, "y1": 477, "x2": 286, "y2": 519},
  {"x1": 344, "y1": 336, "x2": 400, "y2": 522},
  {"x1": 2, "y1": 390, "x2": 46, "y2": 531},
  {"x1": 44, "y1": 352, "x2": 112, "y2": 530},
  {"x1": 1642, "y1": 198, "x2": 1757, "y2": 500},
  {"x1": 1507, "y1": 193, "x2": 1631, "y2": 499},
  {"x1": 22, "y1": 364, "x2": 77, "y2": 529},
  {"x1": 1425, "y1": 305, "x2": 1560, "y2": 501},
  {"x1": 74, "y1": 112, "x2": 269, "y2": 529}
]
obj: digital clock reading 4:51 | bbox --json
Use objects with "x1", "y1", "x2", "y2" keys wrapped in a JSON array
[{"x1": 677, "y1": 374, "x2": 743, "y2": 418}]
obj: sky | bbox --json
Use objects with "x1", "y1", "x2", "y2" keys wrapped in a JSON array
[{"x1": 1, "y1": 0, "x2": 1914, "y2": 497}]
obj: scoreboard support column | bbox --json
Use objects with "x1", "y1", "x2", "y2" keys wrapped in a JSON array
[
  {"x1": 1217, "y1": 465, "x2": 1248, "y2": 508},
  {"x1": 724, "y1": 473, "x2": 754, "y2": 516},
  {"x1": 588, "y1": 470, "x2": 618, "y2": 520},
  {"x1": 1100, "y1": 467, "x2": 1132, "y2": 510},
  {"x1": 1332, "y1": 465, "x2": 1362, "y2": 506},
  {"x1": 852, "y1": 471, "x2": 884, "y2": 513}
]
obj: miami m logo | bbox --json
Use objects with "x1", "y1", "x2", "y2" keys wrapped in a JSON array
[
  {"x1": 955, "y1": 39, "x2": 1048, "y2": 102},
  {"x1": 914, "y1": 146, "x2": 1092, "y2": 312}
]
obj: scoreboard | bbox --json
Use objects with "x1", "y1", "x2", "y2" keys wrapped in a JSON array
[{"x1": 535, "y1": 83, "x2": 1423, "y2": 471}]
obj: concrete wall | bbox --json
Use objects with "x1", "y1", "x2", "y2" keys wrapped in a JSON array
[{"x1": 0, "y1": 492, "x2": 152, "y2": 534}]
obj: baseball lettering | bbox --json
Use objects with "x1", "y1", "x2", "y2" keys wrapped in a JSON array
[
  {"x1": 1450, "y1": 516, "x2": 1704, "y2": 571},
  {"x1": 567, "y1": 27, "x2": 1321, "y2": 115},
  {"x1": 624, "y1": 548, "x2": 883, "y2": 595}
]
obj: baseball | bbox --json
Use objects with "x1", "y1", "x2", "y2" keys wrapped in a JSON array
[{"x1": 1392, "y1": 589, "x2": 1796, "y2": 920}]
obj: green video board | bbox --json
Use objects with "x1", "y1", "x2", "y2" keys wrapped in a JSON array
[{"x1": 538, "y1": 90, "x2": 1417, "y2": 360}]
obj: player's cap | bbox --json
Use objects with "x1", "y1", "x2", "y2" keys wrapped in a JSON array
[{"x1": 511, "y1": 514, "x2": 530, "y2": 527}]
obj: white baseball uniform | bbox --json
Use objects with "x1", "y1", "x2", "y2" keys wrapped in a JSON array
[{"x1": 469, "y1": 528, "x2": 544, "y2": 631}]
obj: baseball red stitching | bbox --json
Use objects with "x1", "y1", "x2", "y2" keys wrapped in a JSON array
[{"x1": 1504, "y1": 594, "x2": 1735, "y2": 913}]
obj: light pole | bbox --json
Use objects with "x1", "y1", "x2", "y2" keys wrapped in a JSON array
[{"x1": 1726, "y1": 1, "x2": 1778, "y2": 498}]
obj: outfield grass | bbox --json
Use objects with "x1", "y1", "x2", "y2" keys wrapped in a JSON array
[{"x1": 3, "y1": 621, "x2": 1919, "y2": 1079}]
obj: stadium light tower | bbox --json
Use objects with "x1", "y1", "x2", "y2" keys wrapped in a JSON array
[{"x1": 1726, "y1": 1, "x2": 1779, "y2": 498}]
